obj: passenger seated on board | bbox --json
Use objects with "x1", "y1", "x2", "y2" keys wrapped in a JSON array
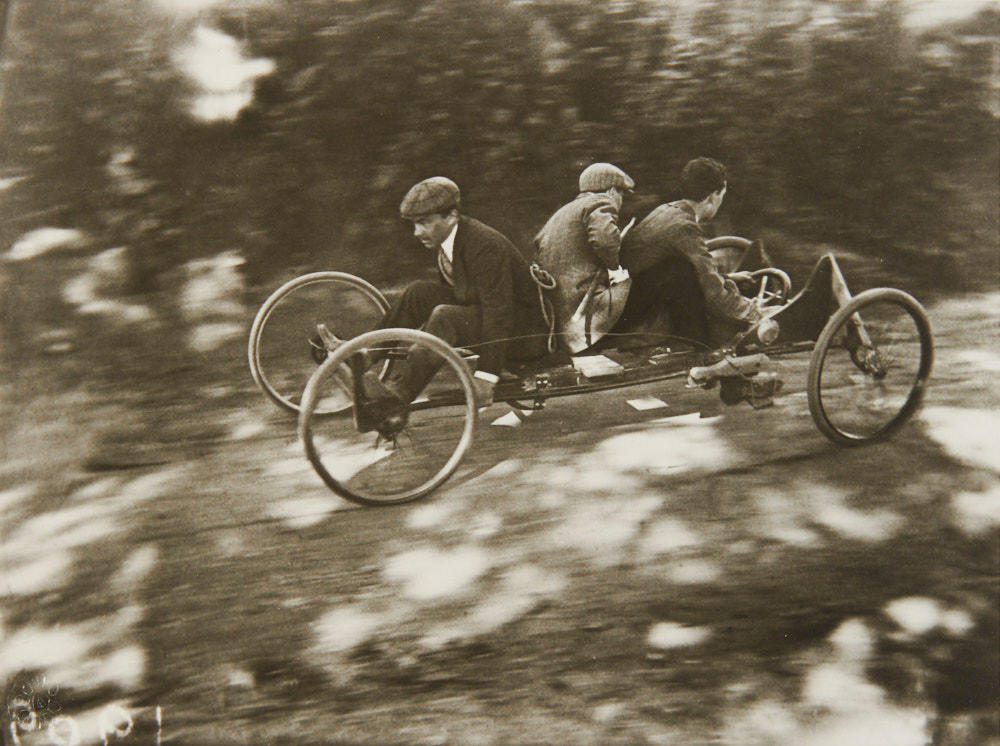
[
  {"x1": 533, "y1": 163, "x2": 635, "y2": 353},
  {"x1": 355, "y1": 177, "x2": 549, "y2": 427},
  {"x1": 616, "y1": 157, "x2": 866, "y2": 351},
  {"x1": 616, "y1": 157, "x2": 766, "y2": 347}
]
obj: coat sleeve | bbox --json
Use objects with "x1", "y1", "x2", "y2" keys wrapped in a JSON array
[
  {"x1": 674, "y1": 223, "x2": 761, "y2": 323},
  {"x1": 582, "y1": 199, "x2": 622, "y2": 269},
  {"x1": 466, "y1": 237, "x2": 516, "y2": 375}
]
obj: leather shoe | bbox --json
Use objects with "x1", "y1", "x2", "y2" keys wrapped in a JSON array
[
  {"x1": 361, "y1": 370, "x2": 406, "y2": 403},
  {"x1": 344, "y1": 355, "x2": 404, "y2": 434},
  {"x1": 354, "y1": 370, "x2": 409, "y2": 435}
]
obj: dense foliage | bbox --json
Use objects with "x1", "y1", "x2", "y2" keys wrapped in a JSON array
[{"x1": 1, "y1": 0, "x2": 997, "y2": 291}]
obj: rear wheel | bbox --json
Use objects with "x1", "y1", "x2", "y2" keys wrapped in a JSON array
[
  {"x1": 299, "y1": 328, "x2": 477, "y2": 506},
  {"x1": 807, "y1": 288, "x2": 933, "y2": 445},
  {"x1": 706, "y1": 235, "x2": 753, "y2": 275},
  {"x1": 248, "y1": 272, "x2": 389, "y2": 414}
]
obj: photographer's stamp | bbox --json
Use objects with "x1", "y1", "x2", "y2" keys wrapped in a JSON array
[{"x1": 4, "y1": 673, "x2": 161, "y2": 746}]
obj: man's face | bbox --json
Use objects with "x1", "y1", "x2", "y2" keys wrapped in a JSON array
[
  {"x1": 703, "y1": 184, "x2": 727, "y2": 220},
  {"x1": 608, "y1": 185, "x2": 633, "y2": 206},
  {"x1": 411, "y1": 210, "x2": 457, "y2": 249}
]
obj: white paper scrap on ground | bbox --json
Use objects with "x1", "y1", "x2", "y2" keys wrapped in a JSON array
[
  {"x1": 492, "y1": 410, "x2": 529, "y2": 427},
  {"x1": 647, "y1": 621, "x2": 711, "y2": 649},
  {"x1": 627, "y1": 396, "x2": 668, "y2": 411},
  {"x1": 657, "y1": 412, "x2": 712, "y2": 425}
]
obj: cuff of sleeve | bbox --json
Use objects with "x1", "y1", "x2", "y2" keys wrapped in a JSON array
[{"x1": 473, "y1": 371, "x2": 499, "y2": 384}]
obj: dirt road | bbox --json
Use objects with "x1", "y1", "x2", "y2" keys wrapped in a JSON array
[{"x1": 2, "y1": 292, "x2": 998, "y2": 745}]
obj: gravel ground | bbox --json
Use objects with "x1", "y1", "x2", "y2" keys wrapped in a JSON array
[{"x1": 1, "y1": 291, "x2": 997, "y2": 746}]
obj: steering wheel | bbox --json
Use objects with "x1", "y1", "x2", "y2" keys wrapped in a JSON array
[{"x1": 728, "y1": 268, "x2": 791, "y2": 308}]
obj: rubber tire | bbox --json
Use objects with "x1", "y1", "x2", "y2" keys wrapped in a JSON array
[
  {"x1": 248, "y1": 272, "x2": 389, "y2": 414},
  {"x1": 807, "y1": 288, "x2": 933, "y2": 446},
  {"x1": 299, "y1": 327, "x2": 477, "y2": 506}
]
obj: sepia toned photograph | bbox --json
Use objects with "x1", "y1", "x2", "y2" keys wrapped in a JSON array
[{"x1": 1, "y1": 0, "x2": 997, "y2": 743}]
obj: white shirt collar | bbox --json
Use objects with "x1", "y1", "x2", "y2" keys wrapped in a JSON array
[{"x1": 440, "y1": 223, "x2": 458, "y2": 262}]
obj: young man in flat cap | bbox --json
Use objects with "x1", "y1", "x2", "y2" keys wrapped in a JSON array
[
  {"x1": 358, "y1": 176, "x2": 549, "y2": 425},
  {"x1": 534, "y1": 162, "x2": 635, "y2": 352}
]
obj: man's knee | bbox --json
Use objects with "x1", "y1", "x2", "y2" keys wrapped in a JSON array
[
  {"x1": 387, "y1": 281, "x2": 454, "y2": 328},
  {"x1": 424, "y1": 304, "x2": 475, "y2": 342},
  {"x1": 400, "y1": 280, "x2": 447, "y2": 307}
]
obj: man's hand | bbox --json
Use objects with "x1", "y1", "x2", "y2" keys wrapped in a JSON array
[
  {"x1": 608, "y1": 266, "x2": 630, "y2": 285},
  {"x1": 472, "y1": 374, "x2": 496, "y2": 409},
  {"x1": 747, "y1": 296, "x2": 783, "y2": 323},
  {"x1": 745, "y1": 296, "x2": 768, "y2": 322}
]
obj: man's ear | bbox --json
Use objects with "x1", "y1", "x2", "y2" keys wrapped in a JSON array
[{"x1": 707, "y1": 187, "x2": 725, "y2": 211}]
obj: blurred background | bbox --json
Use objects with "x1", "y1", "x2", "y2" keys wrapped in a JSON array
[
  {"x1": 2, "y1": 0, "x2": 998, "y2": 284},
  {"x1": 1, "y1": 2, "x2": 998, "y2": 744}
]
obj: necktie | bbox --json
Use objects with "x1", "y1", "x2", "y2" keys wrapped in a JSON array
[{"x1": 437, "y1": 247, "x2": 455, "y2": 287}]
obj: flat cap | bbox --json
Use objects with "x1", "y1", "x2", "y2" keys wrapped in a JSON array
[
  {"x1": 399, "y1": 177, "x2": 461, "y2": 219},
  {"x1": 579, "y1": 163, "x2": 635, "y2": 193}
]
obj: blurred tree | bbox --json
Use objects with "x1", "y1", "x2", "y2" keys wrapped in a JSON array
[{"x1": 0, "y1": 0, "x2": 995, "y2": 292}]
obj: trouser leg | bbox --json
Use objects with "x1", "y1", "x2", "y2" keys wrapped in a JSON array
[
  {"x1": 615, "y1": 260, "x2": 710, "y2": 345},
  {"x1": 666, "y1": 278, "x2": 711, "y2": 345},
  {"x1": 508, "y1": 306, "x2": 551, "y2": 362},
  {"x1": 646, "y1": 262, "x2": 709, "y2": 344},
  {"x1": 377, "y1": 280, "x2": 456, "y2": 330},
  {"x1": 616, "y1": 270, "x2": 659, "y2": 331},
  {"x1": 616, "y1": 266, "x2": 677, "y2": 333},
  {"x1": 365, "y1": 280, "x2": 456, "y2": 367},
  {"x1": 391, "y1": 304, "x2": 481, "y2": 402}
]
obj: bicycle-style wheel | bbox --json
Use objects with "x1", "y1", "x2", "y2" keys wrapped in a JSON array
[
  {"x1": 248, "y1": 272, "x2": 389, "y2": 414},
  {"x1": 706, "y1": 235, "x2": 753, "y2": 274},
  {"x1": 807, "y1": 288, "x2": 933, "y2": 445},
  {"x1": 299, "y1": 328, "x2": 477, "y2": 506}
]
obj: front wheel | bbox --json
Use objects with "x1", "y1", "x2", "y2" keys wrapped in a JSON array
[
  {"x1": 299, "y1": 328, "x2": 477, "y2": 506},
  {"x1": 807, "y1": 288, "x2": 933, "y2": 445}
]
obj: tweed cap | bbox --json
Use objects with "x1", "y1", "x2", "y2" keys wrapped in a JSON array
[
  {"x1": 579, "y1": 163, "x2": 635, "y2": 193},
  {"x1": 399, "y1": 177, "x2": 461, "y2": 219}
]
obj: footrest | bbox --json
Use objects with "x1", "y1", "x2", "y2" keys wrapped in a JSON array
[
  {"x1": 688, "y1": 353, "x2": 768, "y2": 385},
  {"x1": 455, "y1": 347, "x2": 480, "y2": 372}
]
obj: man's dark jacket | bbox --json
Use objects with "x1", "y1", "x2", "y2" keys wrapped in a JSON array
[
  {"x1": 447, "y1": 215, "x2": 545, "y2": 375},
  {"x1": 620, "y1": 201, "x2": 759, "y2": 323}
]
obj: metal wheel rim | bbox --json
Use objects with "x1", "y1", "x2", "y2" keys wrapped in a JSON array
[{"x1": 808, "y1": 288, "x2": 933, "y2": 445}]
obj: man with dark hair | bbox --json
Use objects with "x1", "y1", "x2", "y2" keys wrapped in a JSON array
[
  {"x1": 357, "y1": 176, "x2": 549, "y2": 427},
  {"x1": 618, "y1": 157, "x2": 762, "y2": 345}
]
